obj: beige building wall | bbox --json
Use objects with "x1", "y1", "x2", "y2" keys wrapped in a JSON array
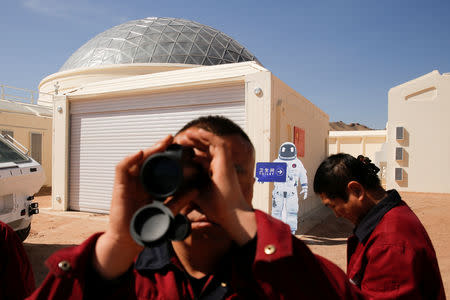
[
  {"x1": 387, "y1": 70, "x2": 450, "y2": 193},
  {"x1": 339, "y1": 137, "x2": 363, "y2": 156},
  {"x1": 365, "y1": 137, "x2": 386, "y2": 159},
  {"x1": 0, "y1": 111, "x2": 52, "y2": 186},
  {"x1": 329, "y1": 138, "x2": 338, "y2": 154},
  {"x1": 329, "y1": 131, "x2": 387, "y2": 163},
  {"x1": 269, "y1": 75, "x2": 329, "y2": 221}
]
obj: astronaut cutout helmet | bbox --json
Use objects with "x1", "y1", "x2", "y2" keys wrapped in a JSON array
[{"x1": 278, "y1": 142, "x2": 297, "y2": 160}]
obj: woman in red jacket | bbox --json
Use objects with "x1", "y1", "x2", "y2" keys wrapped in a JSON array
[{"x1": 314, "y1": 153, "x2": 445, "y2": 299}]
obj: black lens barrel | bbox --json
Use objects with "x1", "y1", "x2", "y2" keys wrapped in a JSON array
[{"x1": 131, "y1": 144, "x2": 208, "y2": 246}]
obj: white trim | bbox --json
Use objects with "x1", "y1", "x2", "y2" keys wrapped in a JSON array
[
  {"x1": 65, "y1": 62, "x2": 266, "y2": 100},
  {"x1": 329, "y1": 130, "x2": 386, "y2": 138}
]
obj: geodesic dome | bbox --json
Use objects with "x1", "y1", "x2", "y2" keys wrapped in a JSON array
[{"x1": 60, "y1": 17, "x2": 260, "y2": 71}]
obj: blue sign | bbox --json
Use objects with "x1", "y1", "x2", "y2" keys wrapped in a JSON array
[{"x1": 255, "y1": 162, "x2": 287, "y2": 182}]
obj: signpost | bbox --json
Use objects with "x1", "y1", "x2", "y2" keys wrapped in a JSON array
[{"x1": 255, "y1": 162, "x2": 287, "y2": 182}]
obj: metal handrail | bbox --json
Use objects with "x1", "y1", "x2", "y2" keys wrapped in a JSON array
[{"x1": 0, "y1": 84, "x2": 53, "y2": 107}]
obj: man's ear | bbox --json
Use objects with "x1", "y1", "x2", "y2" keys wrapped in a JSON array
[{"x1": 347, "y1": 181, "x2": 365, "y2": 201}]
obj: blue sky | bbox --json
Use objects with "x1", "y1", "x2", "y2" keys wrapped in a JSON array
[{"x1": 1, "y1": 0, "x2": 449, "y2": 129}]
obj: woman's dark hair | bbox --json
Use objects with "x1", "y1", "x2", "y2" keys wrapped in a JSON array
[{"x1": 313, "y1": 153, "x2": 381, "y2": 200}]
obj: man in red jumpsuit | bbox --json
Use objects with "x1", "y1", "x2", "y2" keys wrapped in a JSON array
[
  {"x1": 314, "y1": 153, "x2": 445, "y2": 299},
  {"x1": 0, "y1": 221, "x2": 35, "y2": 299},
  {"x1": 28, "y1": 116, "x2": 363, "y2": 299}
]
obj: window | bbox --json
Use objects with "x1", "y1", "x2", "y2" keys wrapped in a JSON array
[
  {"x1": 0, "y1": 138, "x2": 29, "y2": 163},
  {"x1": 395, "y1": 168, "x2": 403, "y2": 181},
  {"x1": 395, "y1": 147, "x2": 403, "y2": 161},
  {"x1": 396, "y1": 127, "x2": 404, "y2": 140},
  {"x1": 30, "y1": 133, "x2": 42, "y2": 164}
]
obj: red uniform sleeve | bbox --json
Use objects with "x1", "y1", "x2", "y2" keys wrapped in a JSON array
[{"x1": 0, "y1": 222, "x2": 36, "y2": 299}]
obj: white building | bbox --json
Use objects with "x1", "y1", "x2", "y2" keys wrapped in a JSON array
[
  {"x1": 39, "y1": 17, "x2": 329, "y2": 229},
  {"x1": 329, "y1": 70, "x2": 450, "y2": 195},
  {"x1": 387, "y1": 70, "x2": 450, "y2": 193}
]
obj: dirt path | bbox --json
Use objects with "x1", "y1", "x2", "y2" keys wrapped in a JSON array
[
  {"x1": 25, "y1": 192, "x2": 449, "y2": 295},
  {"x1": 23, "y1": 196, "x2": 108, "y2": 285}
]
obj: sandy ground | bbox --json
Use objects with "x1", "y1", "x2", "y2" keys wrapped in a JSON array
[
  {"x1": 23, "y1": 195, "x2": 109, "y2": 285},
  {"x1": 25, "y1": 192, "x2": 449, "y2": 295}
]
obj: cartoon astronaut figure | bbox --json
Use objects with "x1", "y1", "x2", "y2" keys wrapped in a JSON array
[{"x1": 271, "y1": 142, "x2": 308, "y2": 234}]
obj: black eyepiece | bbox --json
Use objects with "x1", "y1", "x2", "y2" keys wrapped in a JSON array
[{"x1": 140, "y1": 144, "x2": 209, "y2": 200}]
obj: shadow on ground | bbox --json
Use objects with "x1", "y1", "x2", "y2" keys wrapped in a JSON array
[
  {"x1": 301, "y1": 214, "x2": 354, "y2": 246},
  {"x1": 24, "y1": 243, "x2": 76, "y2": 286},
  {"x1": 36, "y1": 186, "x2": 51, "y2": 196}
]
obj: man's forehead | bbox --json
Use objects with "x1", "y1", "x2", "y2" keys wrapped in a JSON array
[
  {"x1": 224, "y1": 135, "x2": 254, "y2": 169},
  {"x1": 226, "y1": 135, "x2": 254, "y2": 155},
  {"x1": 225, "y1": 134, "x2": 251, "y2": 146},
  {"x1": 175, "y1": 127, "x2": 254, "y2": 161}
]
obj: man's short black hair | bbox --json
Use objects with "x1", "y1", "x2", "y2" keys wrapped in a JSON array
[
  {"x1": 313, "y1": 153, "x2": 381, "y2": 200},
  {"x1": 177, "y1": 115, "x2": 253, "y2": 148}
]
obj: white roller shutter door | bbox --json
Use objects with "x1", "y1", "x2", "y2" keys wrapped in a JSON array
[{"x1": 69, "y1": 84, "x2": 246, "y2": 213}]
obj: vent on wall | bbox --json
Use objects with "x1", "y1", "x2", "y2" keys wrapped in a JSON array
[
  {"x1": 395, "y1": 168, "x2": 403, "y2": 181},
  {"x1": 395, "y1": 147, "x2": 404, "y2": 161},
  {"x1": 396, "y1": 127, "x2": 404, "y2": 140}
]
